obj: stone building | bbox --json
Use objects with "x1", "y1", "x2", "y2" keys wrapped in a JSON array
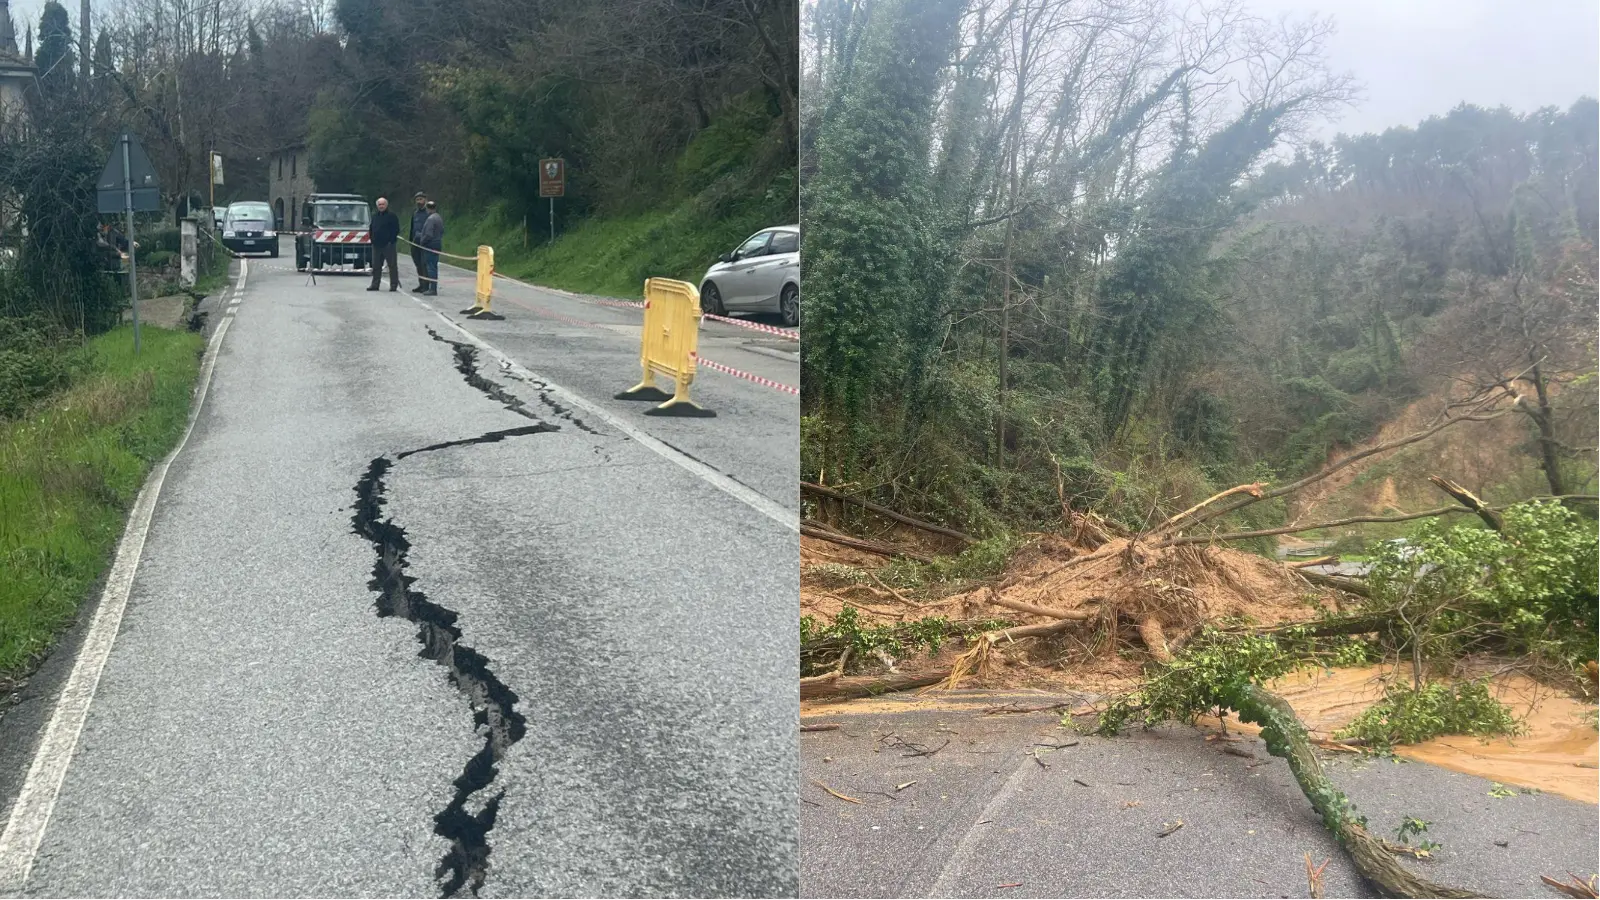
[
  {"x1": 0, "y1": 0, "x2": 33, "y2": 248},
  {"x1": 267, "y1": 145, "x2": 315, "y2": 230},
  {"x1": 0, "y1": 1, "x2": 35, "y2": 138}
]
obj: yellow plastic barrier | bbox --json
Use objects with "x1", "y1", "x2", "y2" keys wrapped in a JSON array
[
  {"x1": 613, "y1": 277, "x2": 715, "y2": 417},
  {"x1": 461, "y1": 245, "x2": 502, "y2": 320}
]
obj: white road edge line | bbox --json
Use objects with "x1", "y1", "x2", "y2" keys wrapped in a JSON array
[
  {"x1": 416, "y1": 302, "x2": 799, "y2": 534},
  {"x1": 0, "y1": 260, "x2": 249, "y2": 892}
]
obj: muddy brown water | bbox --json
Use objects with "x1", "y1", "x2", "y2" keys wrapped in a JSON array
[{"x1": 1220, "y1": 665, "x2": 1598, "y2": 803}]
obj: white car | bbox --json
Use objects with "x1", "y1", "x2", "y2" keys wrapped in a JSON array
[{"x1": 698, "y1": 225, "x2": 799, "y2": 327}]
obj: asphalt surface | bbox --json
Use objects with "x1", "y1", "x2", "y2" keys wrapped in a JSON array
[
  {"x1": 0, "y1": 243, "x2": 798, "y2": 897},
  {"x1": 800, "y1": 693, "x2": 1599, "y2": 899}
]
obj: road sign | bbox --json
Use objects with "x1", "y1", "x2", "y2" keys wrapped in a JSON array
[
  {"x1": 96, "y1": 133, "x2": 160, "y2": 214},
  {"x1": 211, "y1": 152, "x2": 224, "y2": 186},
  {"x1": 98, "y1": 133, "x2": 161, "y2": 354},
  {"x1": 538, "y1": 158, "x2": 565, "y2": 198}
]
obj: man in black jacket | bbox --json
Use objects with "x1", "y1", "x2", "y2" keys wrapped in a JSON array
[
  {"x1": 409, "y1": 191, "x2": 430, "y2": 292},
  {"x1": 367, "y1": 197, "x2": 401, "y2": 291}
]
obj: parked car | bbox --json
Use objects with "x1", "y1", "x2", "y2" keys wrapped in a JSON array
[
  {"x1": 221, "y1": 201, "x2": 278, "y2": 257},
  {"x1": 698, "y1": 224, "x2": 799, "y2": 327}
]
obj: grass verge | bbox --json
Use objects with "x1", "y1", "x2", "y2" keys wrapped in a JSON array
[
  {"x1": 443, "y1": 95, "x2": 796, "y2": 299},
  {"x1": 444, "y1": 195, "x2": 791, "y2": 300},
  {"x1": 0, "y1": 324, "x2": 205, "y2": 681}
]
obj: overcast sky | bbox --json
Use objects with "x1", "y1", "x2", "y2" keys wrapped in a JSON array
[
  {"x1": 1244, "y1": 0, "x2": 1599, "y2": 138},
  {"x1": 10, "y1": 0, "x2": 1598, "y2": 141}
]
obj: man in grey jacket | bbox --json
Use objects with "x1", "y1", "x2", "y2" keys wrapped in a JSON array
[
  {"x1": 409, "y1": 191, "x2": 430, "y2": 292},
  {"x1": 418, "y1": 201, "x2": 444, "y2": 296}
]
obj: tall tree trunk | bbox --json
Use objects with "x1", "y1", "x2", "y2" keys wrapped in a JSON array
[
  {"x1": 994, "y1": 3, "x2": 1033, "y2": 471},
  {"x1": 1527, "y1": 360, "x2": 1567, "y2": 496},
  {"x1": 79, "y1": 0, "x2": 89, "y2": 91}
]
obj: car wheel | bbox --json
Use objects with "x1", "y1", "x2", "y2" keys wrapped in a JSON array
[
  {"x1": 270, "y1": 246, "x2": 280, "y2": 259},
  {"x1": 701, "y1": 282, "x2": 727, "y2": 317},
  {"x1": 779, "y1": 284, "x2": 799, "y2": 328}
]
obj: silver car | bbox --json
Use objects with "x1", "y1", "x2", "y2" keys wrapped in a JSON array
[{"x1": 699, "y1": 225, "x2": 800, "y2": 327}]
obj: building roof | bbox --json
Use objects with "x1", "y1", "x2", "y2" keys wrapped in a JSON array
[{"x1": 0, "y1": 1, "x2": 35, "y2": 72}]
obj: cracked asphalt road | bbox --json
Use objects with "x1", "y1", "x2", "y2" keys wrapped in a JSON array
[
  {"x1": 0, "y1": 246, "x2": 797, "y2": 898},
  {"x1": 800, "y1": 693, "x2": 1598, "y2": 899}
]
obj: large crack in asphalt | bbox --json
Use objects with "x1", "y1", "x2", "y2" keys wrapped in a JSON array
[
  {"x1": 341, "y1": 324, "x2": 606, "y2": 894},
  {"x1": 398, "y1": 424, "x2": 558, "y2": 460},
  {"x1": 353, "y1": 445, "x2": 540, "y2": 897},
  {"x1": 427, "y1": 327, "x2": 600, "y2": 434}
]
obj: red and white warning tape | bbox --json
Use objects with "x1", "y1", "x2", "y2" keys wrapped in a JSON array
[
  {"x1": 692, "y1": 353, "x2": 799, "y2": 395},
  {"x1": 701, "y1": 312, "x2": 799, "y2": 341}
]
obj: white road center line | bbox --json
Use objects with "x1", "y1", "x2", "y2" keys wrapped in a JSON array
[
  {"x1": 416, "y1": 301, "x2": 799, "y2": 534},
  {"x1": 0, "y1": 260, "x2": 250, "y2": 891}
]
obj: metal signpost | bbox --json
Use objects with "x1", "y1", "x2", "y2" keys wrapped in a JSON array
[
  {"x1": 539, "y1": 158, "x2": 565, "y2": 243},
  {"x1": 96, "y1": 133, "x2": 160, "y2": 353},
  {"x1": 210, "y1": 150, "x2": 223, "y2": 210}
]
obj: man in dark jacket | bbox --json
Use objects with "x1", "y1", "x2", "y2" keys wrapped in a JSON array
[
  {"x1": 418, "y1": 201, "x2": 445, "y2": 296},
  {"x1": 409, "y1": 191, "x2": 430, "y2": 292},
  {"x1": 367, "y1": 197, "x2": 401, "y2": 291}
]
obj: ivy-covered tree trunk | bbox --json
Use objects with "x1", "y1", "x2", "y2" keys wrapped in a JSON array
[{"x1": 1225, "y1": 683, "x2": 1485, "y2": 899}]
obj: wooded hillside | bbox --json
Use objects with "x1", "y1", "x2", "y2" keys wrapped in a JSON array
[{"x1": 799, "y1": 0, "x2": 1597, "y2": 535}]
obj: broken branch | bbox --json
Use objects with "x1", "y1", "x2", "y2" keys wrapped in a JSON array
[
  {"x1": 801, "y1": 481, "x2": 976, "y2": 544},
  {"x1": 1428, "y1": 475, "x2": 1504, "y2": 532},
  {"x1": 801, "y1": 522, "x2": 934, "y2": 562},
  {"x1": 984, "y1": 589, "x2": 1095, "y2": 622},
  {"x1": 800, "y1": 670, "x2": 951, "y2": 701},
  {"x1": 1170, "y1": 398, "x2": 1512, "y2": 533}
]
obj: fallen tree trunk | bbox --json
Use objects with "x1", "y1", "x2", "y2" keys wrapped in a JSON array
[
  {"x1": 801, "y1": 481, "x2": 976, "y2": 544},
  {"x1": 1227, "y1": 683, "x2": 1485, "y2": 899},
  {"x1": 1297, "y1": 570, "x2": 1372, "y2": 598},
  {"x1": 801, "y1": 522, "x2": 933, "y2": 562},
  {"x1": 985, "y1": 590, "x2": 1095, "y2": 622},
  {"x1": 800, "y1": 670, "x2": 950, "y2": 701}
]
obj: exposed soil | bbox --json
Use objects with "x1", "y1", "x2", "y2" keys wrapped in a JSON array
[{"x1": 801, "y1": 533, "x2": 1599, "y2": 804}]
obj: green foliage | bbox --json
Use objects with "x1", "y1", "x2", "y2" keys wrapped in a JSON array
[
  {"x1": 881, "y1": 534, "x2": 1021, "y2": 589},
  {"x1": 800, "y1": 0, "x2": 966, "y2": 479},
  {"x1": 1393, "y1": 817, "x2": 1442, "y2": 853},
  {"x1": 35, "y1": 2, "x2": 74, "y2": 97},
  {"x1": 1367, "y1": 500, "x2": 1599, "y2": 668},
  {"x1": 306, "y1": 87, "x2": 391, "y2": 196},
  {"x1": 1172, "y1": 389, "x2": 1236, "y2": 463},
  {"x1": 0, "y1": 325, "x2": 204, "y2": 676},
  {"x1": 1095, "y1": 629, "x2": 1300, "y2": 734},
  {"x1": 0, "y1": 315, "x2": 83, "y2": 420},
  {"x1": 1217, "y1": 101, "x2": 1596, "y2": 477},
  {"x1": 801, "y1": 607, "x2": 953, "y2": 663},
  {"x1": 675, "y1": 93, "x2": 778, "y2": 197},
  {"x1": 0, "y1": 115, "x2": 125, "y2": 333},
  {"x1": 1326, "y1": 635, "x2": 1383, "y2": 668},
  {"x1": 801, "y1": 606, "x2": 1015, "y2": 675},
  {"x1": 1335, "y1": 680, "x2": 1522, "y2": 750},
  {"x1": 429, "y1": 67, "x2": 586, "y2": 221}
]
